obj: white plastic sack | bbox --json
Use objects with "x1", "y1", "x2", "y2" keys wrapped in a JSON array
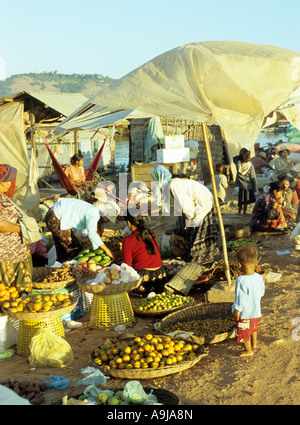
[
  {"x1": 290, "y1": 222, "x2": 300, "y2": 244},
  {"x1": 263, "y1": 271, "x2": 282, "y2": 283},
  {"x1": 0, "y1": 316, "x2": 18, "y2": 351},
  {"x1": 185, "y1": 140, "x2": 199, "y2": 159},
  {"x1": 160, "y1": 232, "x2": 171, "y2": 258},
  {"x1": 47, "y1": 245, "x2": 56, "y2": 266}
]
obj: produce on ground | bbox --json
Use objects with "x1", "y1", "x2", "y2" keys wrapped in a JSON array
[
  {"x1": 2, "y1": 293, "x2": 74, "y2": 313},
  {"x1": 162, "y1": 317, "x2": 235, "y2": 341},
  {"x1": 227, "y1": 238, "x2": 258, "y2": 250},
  {"x1": 134, "y1": 293, "x2": 192, "y2": 312},
  {"x1": 0, "y1": 379, "x2": 47, "y2": 404},
  {"x1": 0, "y1": 284, "x2": 19, "y2": 303},
  {"x1": 91, "y1": 334, "x2": 201, "y2": 370}
]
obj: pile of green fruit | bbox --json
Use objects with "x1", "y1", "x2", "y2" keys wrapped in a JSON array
[
  {"x1": 134, "y1": 292, "x2": 192, "y2": 313},
  {"x1": 77, "y1": 389, "x2": 148, "y2": 405},
  {"x1": 74, "y1": 248, "x2": 112, "y2": 266},
  {"x1": 227, "y1": 238, "x2": 258, "y2": 250}
]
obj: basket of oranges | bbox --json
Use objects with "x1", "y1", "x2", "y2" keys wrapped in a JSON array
[
  {"x1": 1, "y1": 293, "x2": 78, "y2": 321},
  {"x1": 90, "y1": 333, "x2": 207, "y2": 379},
  {"x1": 0, "y1": 284, "x2": 19, "y2": 305}
]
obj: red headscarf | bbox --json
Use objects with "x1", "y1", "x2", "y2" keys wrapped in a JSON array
[{"x1": 0, "y1": 164, "x2": 17, "y2": 197}]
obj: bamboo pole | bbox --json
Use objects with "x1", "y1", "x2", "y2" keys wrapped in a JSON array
[{"x1": 201, "y1": 122, "x2": 231, "y2": 285}]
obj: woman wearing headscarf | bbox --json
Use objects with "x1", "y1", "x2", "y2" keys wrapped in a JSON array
[
  {"x1": 0, "y1": 164, "x2": 33, "y2": 293},
  {"x1": 45, "y1": 194, "x2": 120, "y2": 263},
  {"x1": 151, "y1": 165, "x2": 218, "y2": 264}
]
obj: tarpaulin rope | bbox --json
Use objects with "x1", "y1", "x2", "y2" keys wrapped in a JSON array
[{"x1": 85, "y1": 137, "x2": 107, "y2": 182}]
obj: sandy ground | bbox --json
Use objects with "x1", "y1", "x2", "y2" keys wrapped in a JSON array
[{"x1": 0, "y1": 190, "x2": 300, "y2": 406}]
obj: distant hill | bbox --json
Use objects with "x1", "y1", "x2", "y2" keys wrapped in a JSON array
[{"x1": 0, "y1": 71, "x2": 117, "y2": 98}]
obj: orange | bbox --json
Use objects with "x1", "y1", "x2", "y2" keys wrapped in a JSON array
[
  {"x1": 57, "y1": 294, "x2": 65, "y2": 302},
  {"x1": 8, "y1": 287, "x2": 16, "y2": 293},
  {"x1": 156, "y1": 343, "x2": 164, "y2": 351},
  {"x1": 0, "y1": 290, "x2": 6, "y2": 298},
  {"x1": 34, "y1": 303, "x2": 43, "y2": 312},
  {"x1": 122, "y1": 355, "x2": 131, "y2": 363},
  {"x1": 145, "y1": 334, "x2": 153, "y2": 341},
  {"x1": 2, "y1": 302, "x2": 10, "y2": 309},
  {"x1": 143, "y1": 344, "x2": 151, "y2": 352},
  {"x1": 0, "y1": 284, "x2": 5, "y2": 291},
  {"x1": 124, "y1": 346, "x2": 131, "y2": 354}
]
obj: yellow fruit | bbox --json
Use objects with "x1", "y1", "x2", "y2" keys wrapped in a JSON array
[{"x1": 145, "y1": 334, "x2": 153, "y2": 341}]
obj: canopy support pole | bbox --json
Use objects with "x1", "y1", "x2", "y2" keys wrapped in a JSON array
[{"x1": 201, "y1": 122, "x2": 231, "y2": 285}]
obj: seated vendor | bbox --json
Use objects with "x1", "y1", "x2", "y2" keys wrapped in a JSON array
[
  {"x1": 64, "y1": 152, "x2": 86, "y2": 189},
  {"x1": 122, "y1": 212, "x2": 167, "y2": 295},
  {"x1": 250, "y1": 181, "x2": 287, "y2": 232}
]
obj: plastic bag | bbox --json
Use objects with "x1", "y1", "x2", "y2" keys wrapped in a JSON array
[
  {"x1": 75, "y1": 366, "x2": 109, "y2": 386},
  {"x1": 44, "y1": 374, "x2": 70, "y2": 390},
  {"x1": 290, "y1": 222, "x2": 300, "y2": 243},
  {"x1": 160, "y1": 232, "x2": 171, "y2": 258},
  {"x1": 28, "y1": 328, "x2": 73, "y2": 368},
  {"x1": 123, "y1": 381, "x2": 148, "y2": 405},
  {"x1": 263, "y1": 271, "x2": 282, "y2": 283}
]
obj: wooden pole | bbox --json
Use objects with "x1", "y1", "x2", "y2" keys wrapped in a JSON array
[{"x1": 201, "y1": 122, "x2": 231, "y2": 285}]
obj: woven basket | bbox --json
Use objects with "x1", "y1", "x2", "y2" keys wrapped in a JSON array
[
  {"x1": 2, "y1": 294, "x2": 78, "y2": 321},
  {"x1": 157, "y1": 302, "x2": 235, "y2": 345},
  {"x1": 32, "y1": 266, "x2": 82, "y2": 290},
  {"x1": 90, "y1": 292, "x2": 136, "y2": 330},
  {"x1": 78, "y1": 275, "x2": 143, "y2": 295},
  {"x1": 132, "y1": 297, "x2": 194, "y2": 317},
  {"x1": 90, "y1": 337, "x2": 207, "y2": 379},
  {"x1": 63, "y1": 386, "x2": 179, "y2": 405},
  {"x1": 165, "y1": 263, "x2": 206, "y2": 295}
]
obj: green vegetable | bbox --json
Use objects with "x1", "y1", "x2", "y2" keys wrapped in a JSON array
[
  {"x1": 77, "y1": 256, "x2": 90, "y2": 262},
  {"x1": 93, "y1": 255, "x2": 103, "y2": 263},
  {"x1": 108, "y1": 396, "x2": 120, "y2": 405},
  {"x1": 96, "y1": 393, "x2": 109, "y2": 405}
]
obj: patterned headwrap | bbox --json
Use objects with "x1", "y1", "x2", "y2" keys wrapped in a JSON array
[
  {"x1": 0, "y1": 164, "x2": 17, "y2": 197},
  {"x1": 0, "y1": 164, "x2": 17, "y2": 183}
]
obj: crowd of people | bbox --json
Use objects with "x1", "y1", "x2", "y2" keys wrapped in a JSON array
[
  {"x1": 0, "y1": 139, "x2": 298, "y2": 363},
  {"x1": 0, "y1": 141, "x2": 298, "y2": 299}
]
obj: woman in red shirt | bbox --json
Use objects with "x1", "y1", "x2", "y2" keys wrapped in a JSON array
[{"x1": 122, "y1": 213, "x2": 167, "y2": 294}]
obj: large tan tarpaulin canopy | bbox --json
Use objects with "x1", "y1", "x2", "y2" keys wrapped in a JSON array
[
  {"x1": 85, "y1": 41, "x2": 300, "y2": 164},
  {"x1": 0, "y1": 102, "x2": 39, "y2": 217}
]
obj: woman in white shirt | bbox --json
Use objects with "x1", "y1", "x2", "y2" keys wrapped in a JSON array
[
  {"x1": 45, "y1": 195, "x2": 119, "y2": 263},
  {"x1": 151, "y1": 165, "x2": 218, "y2": 264}
]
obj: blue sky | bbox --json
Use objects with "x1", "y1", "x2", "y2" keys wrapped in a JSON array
[{"x1": 1, "y1": 0, "x2": 300, "y2": 79}]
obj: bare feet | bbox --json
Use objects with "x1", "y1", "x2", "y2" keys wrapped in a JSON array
[{"x1": 239, "y1": 351, "x2": 253, "y2": 357}]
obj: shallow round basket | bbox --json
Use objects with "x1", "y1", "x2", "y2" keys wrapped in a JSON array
[
  {"x1": 132, "y1": 297, "x2": 194, "y2": 318},
  {"x1": 32, "y1": 266, "x2": 81, "y2": 290},
  {"x1": 90, "y1": 337, "x2": 207, "y2": 379},
  {"x1": 78, "y1": 275, "x2": 143, "y2": 295},
  {"x1": 157, "y1": 302, "x2": 235, "y2": 345},
  {"x1": 2, "y1": 294, "x2": 78, "y2": 321},
  {"x1": 64, "y1": 386, "x2": 179, "y2": 405}
]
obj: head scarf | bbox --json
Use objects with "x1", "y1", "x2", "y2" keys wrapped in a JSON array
[
  {"x1": 151, "y1": 165, "x2": 172, "y2": 189},
  {"x1": 0, "y1": 164, "x2": 17, "y2": 197},
  {"x1": 151, "y1": 165, "x2": 172, "y2": 209},
  {"x1": 0, "y1": 164, "x2": 17, "y2": 183}
]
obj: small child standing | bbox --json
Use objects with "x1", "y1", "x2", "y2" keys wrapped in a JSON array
[
  {"x1": 233, "y1": 148, "x2": 257, "y2": 215},
  {"x1": 214, "y1": 163, "x2": 228, "y2": 206},
  {"x1": 232, "y1": 244, "x2": 265, "y2": 357}
]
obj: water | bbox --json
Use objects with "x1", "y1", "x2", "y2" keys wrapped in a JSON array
[
  {"x1": 114, "y1": 139, "x2": 129, "y2": 167},
  {"x1": 114, "y1": 129, "x2": 289, "y2": 167},
  {"x1": 256, "y1": 128, "x2": 288, "y2": 148}
]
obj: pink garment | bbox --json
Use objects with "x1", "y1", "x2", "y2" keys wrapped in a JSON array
[
  {"x1": 29, "y1": 240, "x2": 48, "y2": 258},
  {"x1": 250, "y1": 157, "x2": 273, "y2": 174}
]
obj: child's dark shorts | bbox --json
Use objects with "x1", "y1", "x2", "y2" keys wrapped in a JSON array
[{"x1": 234, "y1": 317, "x2": 260, "y2": 342}]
